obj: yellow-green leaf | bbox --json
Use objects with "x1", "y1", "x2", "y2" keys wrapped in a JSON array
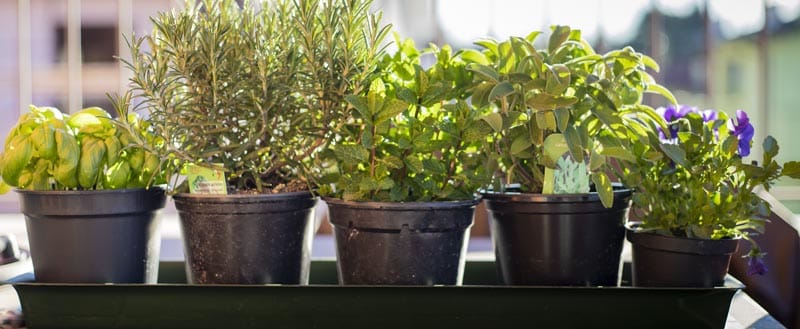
[
  {"x1": 78, "y1": 137, "x2": 106, "y2": 188},
  {"x1": 510, "y1": 135, "x2": 532, "y2": 156},
  {"x1": 105, "y1": 160, "x2": 131, "y2": 189},
  {"x1": 1, "y1": 135, "x2": 34, "y2": 186},
  {"x1": 54, "y1": 129, "x2": 79, "y2": 188},
  {"x1": 564, "y1": 125, "x2": 585, "y2": 163},
  {"x1": 481, "y1": 112, "x2": 503, "y2": 133},
  {"x1": 591, "y1": 172, "x2": 613, "y2": 208}
]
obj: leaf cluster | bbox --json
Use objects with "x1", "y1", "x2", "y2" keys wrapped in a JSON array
[
  {"x1": 123, "y1": 0, "x2": 389, "y2": 193},
  {"x1": 627, "y1": 110, "x2": 800, "y2": 245},
  {"x1": 463, "y1": 25, "x2": 675, "y2": 207},
  {"x1": 0, "y1": 105, "x2": 165, "y2": 193},
  {"x1": 316, "y1": 37, "x2": 492, "y2": 201}
]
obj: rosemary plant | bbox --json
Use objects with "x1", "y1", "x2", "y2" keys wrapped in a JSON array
[{"x1": 123, "y1": 0, "x2": 389, "y2": 193}]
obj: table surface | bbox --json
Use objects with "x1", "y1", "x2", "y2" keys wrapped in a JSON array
[{"x1": 0, "y1": 213, "x2": 787, "y2": 329}]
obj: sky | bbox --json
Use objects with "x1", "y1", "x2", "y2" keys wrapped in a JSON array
[{"x1": 435, "y1": 0, "x2": 800, "y2": 46}]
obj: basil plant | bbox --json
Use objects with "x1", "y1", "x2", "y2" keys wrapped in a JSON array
[{"x1": 0, "y1": 105, "x2": 165, "y2": 193}]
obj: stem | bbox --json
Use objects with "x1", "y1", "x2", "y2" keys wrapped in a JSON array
[
  {"x1": 442, "y1": 139, "x2": 461, "y2": 191},
  {"x1": 369, "y1": 123, "x2": 377, "y2": 178}
]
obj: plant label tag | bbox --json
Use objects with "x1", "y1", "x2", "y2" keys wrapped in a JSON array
[
  {"x1": 187, "y1": 163, "x2": 228, "y2": 195},
  {"x1": 542, "y1": 133, "x2": 590, "y2": 194}
]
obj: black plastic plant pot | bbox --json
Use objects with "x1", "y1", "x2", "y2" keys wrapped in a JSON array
[
  {"x1": 626, "y1": 227, "x2": 739, "y2": 287},
  {"x1": 18, "y1": 187, "x2": 166, "y2": 283},
  {"x1": 325, "y1": 198, "x2": 476, "y2": 285},
  {"x1": 173, "y1": 192, "x2": 317, "y2": 285},
  {"x1": 483, "y1": 187, "x2": 632, "y2": 286}
]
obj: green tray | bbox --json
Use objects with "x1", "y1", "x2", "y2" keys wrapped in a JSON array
[{"x1": 12, "y1": 261, "x2": 741, "y2": 329}]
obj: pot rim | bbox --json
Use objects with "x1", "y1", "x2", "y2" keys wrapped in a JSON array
[
  {"x1": 173, "y1": 191, "x2": 316, "y2": 203},
  {"x1": 323, "y1": 197, "x2": 478, "y2": 211},
  {"x1": 15, "y1": 185, "x2": 166, "y2": 196},
  {"x1": 481, "y1": 187, "x2": 632, "y2": 204},
  {"x1": 626, "y1": 222, "x2": 740, "y2": 255}
]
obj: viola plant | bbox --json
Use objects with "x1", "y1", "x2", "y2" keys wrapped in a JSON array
[
  {"x1": 316, "y1": 37, "x2": 492, "y2": 201},
  {"x1": 0, "y1": 105, "x2": 166, "y2": 193},
  {"x1": 626, "y1": 105, "x2": 800, "y2": 274}
]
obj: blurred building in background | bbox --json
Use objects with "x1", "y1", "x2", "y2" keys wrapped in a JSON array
[{"x1": 1, "y1": 0, "x2": 799, "y2": 198}]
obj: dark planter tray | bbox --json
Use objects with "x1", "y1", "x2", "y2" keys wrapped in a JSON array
[{"x1": 10, "y1": 260, "x2": 742, "y2": 329}]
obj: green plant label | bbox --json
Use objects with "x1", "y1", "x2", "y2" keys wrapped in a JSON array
[
  {"x1": 187, "y1": 164, "x2": 228, "y2": 195},
  {"x1": 542, "y1": 134, "x2": 590, "y2": 194}
]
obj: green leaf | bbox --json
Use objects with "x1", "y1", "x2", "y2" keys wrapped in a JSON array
[
  {"x1": 599, "y1": 146, "x2": 636, "y2": 162},
  {"x1": 564, "y1": 125, "x2": 585, "y2": 163},
  {"x1": 396, "y1": 88, "x2": 417, "y2": 105},
  {"x1": 30, "y1": 159, "x2": 50, "y2": 190},
  {"x1": 54, "y1": 129, "x2": 79, "y2": 188},
  {"x1": 782, "y1": 161, "x2": 800, "y2": 179},
  {"x1": 645, "y1": 83, "x2": 677, "y2": 105},
  {"x1": 466, "y1": 63, "x2": 499, "y2": 83},
  {"x1": 548, "y1": 25, "x2": 571, "y2": 54},
  {"x1": 381, "y1": 155, "x2": 404, "y2": 169},
  {"x1": 589, "y1": 149, "x2": 605, "y2": 171},
  {"x1": 361, "y1": 130, "x2": 374, "y2": 148},
  {"x1": 641, "y1": 54, "x2": 660, "y2": 72},
  {"x1": 459, "y1": 49, "x2": 488, "y2": 65},
  {"x1": 591, "y1": 172, "x2": 614, "y2": 208},
  {"x1": 68, "y1": 107, "x2": 112, "y2": 136},
  {"x1": 510, "y1": 135, "x2": 532, "y2": 155},
  {"x1": 367, "y1": 80, "x2": 386, "y2": 119},
  {"x1": 471, "y1": 82, "x2": 494, "y2": 108},
  {"x1": 565, "y1": 54, "x2": 602, "y2": 66},
  {"x1": 105, "y1": 136, "x2": 122, "y2": 165},
  {"x1": 105, "y1": 160, "x2": 131, "y2": 189},
  {"x1": 489, "y1": 81, "x2": 515, "y2": 101},
  {"x1": 554, "y1": 108, "x2": 570, "y2": 133},
  {"x1": 31, "y1": 125, "x2": 56, "y2": 160},
  {"x1": 659, "y1": 143, "x2": 687, "y2": 167},
  {"x1": 525, "y1": 31, "x2": 542, "y2": 43},
  {"x1": 474, "y1": 39, "x2": 498, "y2": 55},
  {"x1": 527, "y1": 93, "x2": 578, "y2": 111},
  {"x1": 544, "y1": 64, "x2": 570, "y2": 95},
  {"x1": 404, "y1": 156, "x2": 423, "y2": 173},
  {"x1": 375, "y1": 99, "x2": 408, "y2": 124},
  {"x1": 1, "y1": 135, "x2": 34, "y2": 187},
  {"x1": 334, "y1": 144, "x2": 370, "y2": 167},
  {"x1": 625, "y1": 105, "x2": 670, "y2": 139},
  {"x1": 422, "y1": 158, "x2": 446, "y2": 174},
  {"x1": 763, "y1": 135, "x2": 778, "y2": 161},
  {"x1": 590, "y1": 106, "x2": 623, "y2": 127},
  {"x1": 345, "y1": 95, "x2": 371, "y2": 121},
  {"x1": 481, "y1": 113, "x2": 503, "y2": 133},
  {"x1": 78, "y1": 137, "x2": 107, "y2": 188}
]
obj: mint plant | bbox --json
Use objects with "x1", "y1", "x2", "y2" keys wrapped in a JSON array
[
  {"x1": 463, "y1": 25, "x2": 675, "y2": 207},
  {"x1": 317, "y1": 37, "x2": 492, "y2": 201}
]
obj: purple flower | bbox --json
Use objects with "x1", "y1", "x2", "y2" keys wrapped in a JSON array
[
  {"x1": 658, "y1": 105, "x2": 696, "y2": 122},
  {"x1": 747, "y1": 255, "x2": 768, "y2": 276},
  {"x1": 728, "y1": 110, "x2": 755, "y2": 157},
  {"x1": 656, "y1": 105, "x2": 696, "y2": 141},
  {"x1": 699, "y1": 109, "x2": 718, "y2": 123}
]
